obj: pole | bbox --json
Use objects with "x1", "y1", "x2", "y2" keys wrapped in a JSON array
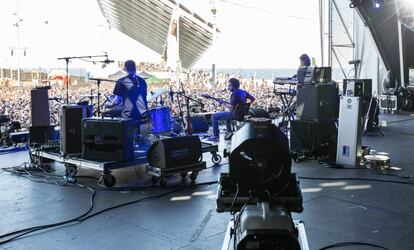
[
  {"x1": 211, "y1": 0, "x2": 217, "y2": 90},
  {"x1": 319, "y1": 0, "x2": 324, "y2": 66},
  {"x1": 176, "y1": 0, "x2": 181, "y2": 74},
  {"x1": 65, "y1": 58, "x2": 69, "y2": 103},
  {"x1": 328, "y1": 0, "x2": 333, "y2": 67},
  {"x1": 397, "y1": 19, "x2": 405, "y2": 86},
  {"x1": 16, "y1": 0, "x2": 21, "y2": 86}
]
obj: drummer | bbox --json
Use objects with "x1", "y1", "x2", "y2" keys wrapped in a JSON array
[{"x1": 106, "y1": 60, "x2": 149, "y2": 127}]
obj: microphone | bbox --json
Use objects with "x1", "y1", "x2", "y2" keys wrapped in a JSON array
[
  {"x1": 103, "y1": 59, "x2": 115, "y2": 64},
  {"x1": 169, "y1": 86, "x2": 174, "y2": 102},
  {"x1": 220, "y1": 88, "x2": 227, "y2": 93},
  {"x1": 48, "y1": 97, "x2": 61, "y2": 101}
]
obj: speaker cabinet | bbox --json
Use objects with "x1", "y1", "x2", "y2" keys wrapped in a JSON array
[
  {"x1": 290, "y1": 119, "x2": 337, "y2": 159},
  {"x1": 82, "y1": 118, "x2": 134, "y2": 161},
  {"x1": 343, "y1": 79, "x2": 372, "y2": 100},
  {"x1": 191, "y1": 116, "x2": 209, "y2": 133},
  {"x1": 31, "y1": 88, "x2": 50, "y2": 126},
  {"x1": 30, "y1": 125, "x2": 55, "y2": 145},
  {"x1": 296, "y1": 83, "x2": 338, "y2": 121},
  {"x1": 147, "y1": 136, "x2": 202, "y2": 169},
  {"x1": 60, "y1": 105, "x2": 83, "y2": 155}
]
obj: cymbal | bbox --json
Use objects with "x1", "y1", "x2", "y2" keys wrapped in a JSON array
[{"x1": 147, "y1": 88, "x2": 167, "y2": 101}]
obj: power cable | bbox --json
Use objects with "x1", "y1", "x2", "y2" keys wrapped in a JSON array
[
  {"x1": 0, "y1": 165, "x2": 218, "y2": 245},
  {"x1": 319, "y1": 241, "x2": 390, "y2": 250},
  {"x1": 0, "y1": 182, "x2": 95, "y2": 245}
]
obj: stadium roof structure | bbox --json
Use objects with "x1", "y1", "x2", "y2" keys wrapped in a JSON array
[{"x1": 96, "y1": 0, "x2": 216, "y2": 69}]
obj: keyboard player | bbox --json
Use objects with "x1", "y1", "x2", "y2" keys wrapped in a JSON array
[{"x1": 273, "y1": 53, "x2": 313, "y2": 86}]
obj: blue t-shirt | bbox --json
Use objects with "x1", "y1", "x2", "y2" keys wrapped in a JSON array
[
  {"x1": 114, "y1": 74, "x2": 148, "y2": 122},
  {"x1": 230, "y1": 89, "x2": 255, "y2": 120}
]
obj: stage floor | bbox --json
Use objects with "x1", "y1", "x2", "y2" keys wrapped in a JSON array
[{"x1": 0, "y1": 113, "x2": 414, "y2": 249}]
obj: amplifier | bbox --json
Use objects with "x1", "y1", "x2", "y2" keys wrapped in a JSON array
[
  {"x1": 30, "y1": 125, "x2": 56, "y2": 145},
  {"x1": 82, "y1": 118, "x2": 134, "y2": 161},
  {"x1": 9, "y1": 131, "x2": 30, "y2": 144},
  {"x1": 296, "y1": 83, "x2": 339, "y2": 121},
  {"x1": 60, "y1": 105, "x2": 83, "y2": 155},
  {"x1": 290, "y1": 119, "x2": 337, "y2": 160},
  {"x1": 147, "y1": 136, "x2": 202, "y2": 169},
  {"x1": 191, "y1": 116, "x2": 209, "y2": 133},
  {"x1": 343, "y1": 79, "x2": 372, "y2": 99}
]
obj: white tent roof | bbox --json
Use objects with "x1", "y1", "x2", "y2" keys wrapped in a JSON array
[{"x1": 97, "y1": 0, "x2": 216, "y2": 69}]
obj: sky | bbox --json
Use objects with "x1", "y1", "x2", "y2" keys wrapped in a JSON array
[{"x1": 0, "y1": 0, "x2": 322, "y2": 72}]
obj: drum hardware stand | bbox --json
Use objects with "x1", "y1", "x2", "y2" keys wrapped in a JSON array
[
  {"x1": 273, "y1": 83, "x2": 297, "y2": 133},
  {"x1": 171, "y1": 82, "x2": 205, "y2": 135},
  {"x1": 57, "y1": 54, "x2": 113, "y2": 104},
  {"x1": 89, "y1": 78, "x2": 117, "y2": 117}
]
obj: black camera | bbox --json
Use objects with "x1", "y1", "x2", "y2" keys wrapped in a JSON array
[{"x1": 217, "y1": 119, "x2": 305, "y2": 250}]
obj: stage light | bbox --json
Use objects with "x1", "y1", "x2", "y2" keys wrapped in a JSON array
[{"x1": 372, "y1": 0, "x2": 388, "y2": 9}]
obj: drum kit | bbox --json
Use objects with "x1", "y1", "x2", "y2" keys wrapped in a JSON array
[{"x1": 100, "y1": 85, "x2": 178, "y2": 136}]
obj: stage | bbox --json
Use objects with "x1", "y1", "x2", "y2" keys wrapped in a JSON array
[{"x1": 0, "y1": 113, "x2": 414, "y2": 249}]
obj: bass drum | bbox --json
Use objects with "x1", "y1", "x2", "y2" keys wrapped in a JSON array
[
  {"x1": 248, "y1": 107, "x2": 271, "y2": 119},
  {"x1": 150, "y1": 106, "x2": 172, "y2": 133}
]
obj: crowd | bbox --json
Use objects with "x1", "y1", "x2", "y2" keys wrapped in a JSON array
[
  {"x1": 0, "y1": 62, "x2": 290, "y2": 129},
  {"x1": 137, "y1": 61, "x2": 172, "y2": 72}
]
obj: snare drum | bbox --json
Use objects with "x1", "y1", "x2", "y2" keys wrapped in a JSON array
[{"x1": 150, "y1": 106, "x2": 172, "y2": 133}]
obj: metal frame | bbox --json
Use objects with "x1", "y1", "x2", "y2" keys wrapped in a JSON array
[
  {"x1": 31, "y1": 141, "x2": 219, "y2": 173},
  {"x1": 220, "y1": 220, "x2": 309, "y2": 250},
  {"x1": 320, "y1": 0, "x2": 356, "y2": 79},
  {"x1": 32, "y1": 150, "x2": 148, "y2": 172},
  {"x1": 96, "y1": 0, "x2": 215, "y2": 69}
]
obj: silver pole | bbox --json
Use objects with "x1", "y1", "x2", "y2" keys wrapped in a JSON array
[
  {"x1": 16, "y1": 0, "x2": 21, "y2": 86},
  {"x1": 397, "y1": 19, "x2": 405, "y2": 86},
  {"x1": 328, "y1": 0, "x2": 333, "y2": 67},
  {"x1": 319, "y1": 0, "x2": 324, "y2": 66},
  {"x1": 210, "y1": 0, "x2": 217, "y2": 91},
  {"x1": 176, "y1": 0, "x2": 181, "y2": 73}
]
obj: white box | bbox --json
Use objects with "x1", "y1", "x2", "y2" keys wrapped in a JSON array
[{"x1": 337, "y1": 96, "x2": 362, "y2": 166}]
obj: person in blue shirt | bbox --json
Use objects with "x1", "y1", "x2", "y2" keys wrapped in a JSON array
[
  {"x1": 106, "y1": 60, "x2": 148, "y2": 124},
  {"x1": 208, "y1": 78, "x2": 255, "y2": 141}
]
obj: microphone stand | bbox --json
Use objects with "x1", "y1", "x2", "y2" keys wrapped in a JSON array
[
  {"x1": 57, "y1": 54, "x2": 112, "y2": 104},
  {"x1": 89, "y1": 77, "x2": 116, "y2": 116},
  {"x1": 170, "y1": 83, "x2": 205, "y2": 135}
]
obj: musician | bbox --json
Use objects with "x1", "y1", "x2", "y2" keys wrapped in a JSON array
[
  {"x1": 294, "y1": 54, "x2": 312, "y2": 84},
  {"x1": 208, "y1": 78, "x2": 255, "y2": 141},
  {"x1": 106, "y1": 60, "x2": 148, "y2": 124}
]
